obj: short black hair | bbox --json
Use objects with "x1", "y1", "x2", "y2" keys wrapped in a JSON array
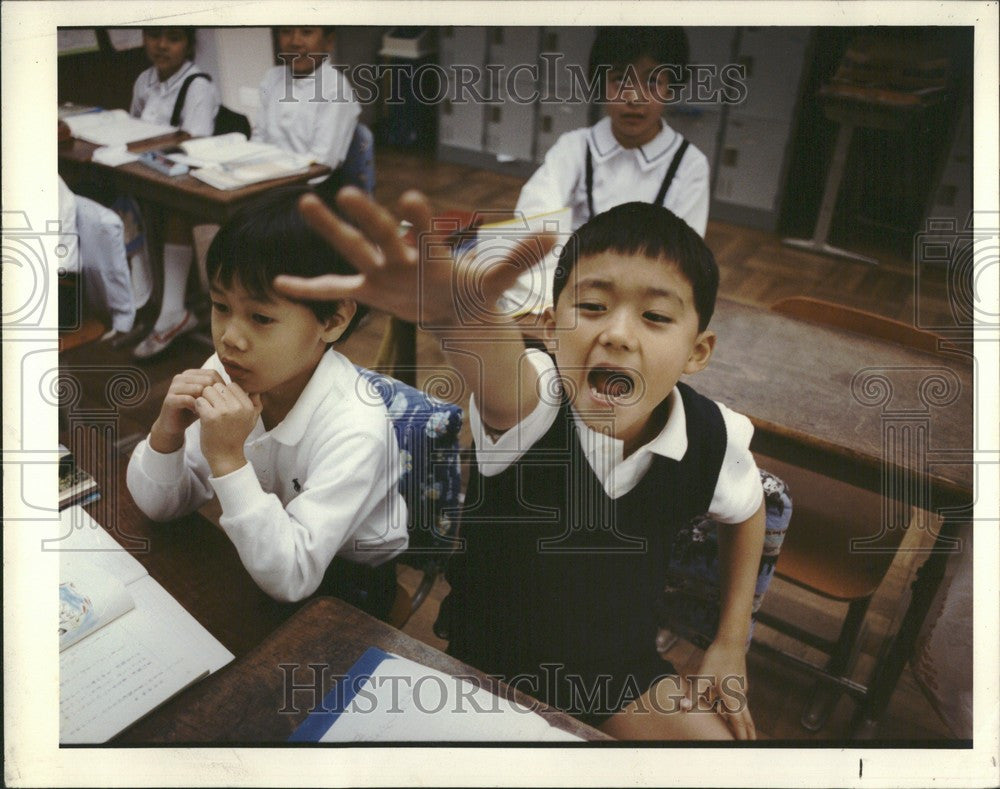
[
  {"x1": 142, "y1": 27, "x2": 197, "y2": 57},
  {"x1": 551, "y1": 202, "x2": 718, "y2": 332},
  {"x1": 588, "y1": 27, "x2": 690, "y2": 86},
  {"x1": 206, "y1": 185, "x2": 368, "y2": 342}
]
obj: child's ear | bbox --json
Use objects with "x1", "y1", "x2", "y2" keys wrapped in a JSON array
[
  {"x1": 683, "y1": 329, "x2": 716, "y2": 374},
  {"x1": 541, "y1": 306, "x2": 557, "y2": 354},
  {"x1": 320, "y1": 298, "x2": 357, "y2": 343}
]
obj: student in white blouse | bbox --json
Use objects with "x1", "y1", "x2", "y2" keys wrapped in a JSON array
[
  {"x1": 506, "y1": 28, "x2": 710, "y2": 315},
  {"x1": 130, "y1": 27, "x2": 220, "y2": 359},
  {"x1": 253, "y1": 27, "x2": 360, "y2": 179}
]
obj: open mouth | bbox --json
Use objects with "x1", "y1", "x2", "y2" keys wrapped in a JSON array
[{"x1": 587, "y1": 367, "x2": 635, "y2": 401}]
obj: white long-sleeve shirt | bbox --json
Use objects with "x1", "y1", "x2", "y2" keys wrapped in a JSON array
[
  {"x1": 252, "y1": 62, "x2": 360, "y2": 171},
  {"x1": 130, "y1": 61, "x2": 219, "y2": 137},
  {"x1": 126, "y1": 350, "x2": 408, "y2": 602}
]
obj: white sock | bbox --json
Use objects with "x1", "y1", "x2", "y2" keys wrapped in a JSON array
[{"x1": 153, "y1": 243, "x2": 193, "y2": 331}]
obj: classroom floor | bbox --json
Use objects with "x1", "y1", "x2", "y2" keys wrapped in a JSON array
[{"x1": 60, "y1": 145, "x2": 960, "y2": 743}]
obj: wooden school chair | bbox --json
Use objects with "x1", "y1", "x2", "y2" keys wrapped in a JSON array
[
  {"x1": 354, "y1": 367, "x2": 464, "y2": 629},
  {"x1": 750, "y1": 295, "x2": 948, "y2": 730}
]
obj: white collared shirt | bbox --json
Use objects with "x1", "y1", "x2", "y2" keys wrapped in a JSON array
[
  {"x1": 517, "y1": 115, "x2": 710, "y2": 236},
  {"x1": 469, "y1": 350, "x2": 762, "y2": 524},
  {"x1": 130, "y1": 61, "x2": 220, "y2": 137},
  {"x1": 252, "y1": 62, "x2": 360, "y2": 170},
  {"x1": 126, "y1": 350, "x2": 408, "y2": 602}
]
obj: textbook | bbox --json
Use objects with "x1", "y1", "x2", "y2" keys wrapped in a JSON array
[
  {"x1": 177, "y1": 133, "x2": 313, "y2": 190},
  {"x1": 288, "y1": 647, "x2": 584, "y2": 742},
  {"x1": 58, "y1": 506, "x2": 233, "y2": 743},
  {"x1": 62, "y1": 109, "x2": 177, "y2": 147},
  {"x1": 58, "y1": 445, "x2": 100, "y2": 510}
]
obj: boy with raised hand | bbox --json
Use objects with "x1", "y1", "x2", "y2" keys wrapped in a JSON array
[{"x1": 277, "y1": 188, "x2": 765, "y2": 740}]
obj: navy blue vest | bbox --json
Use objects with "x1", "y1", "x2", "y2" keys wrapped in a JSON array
[{"x1": 444, "y1": 382, "x2": 727, "y2": 721}]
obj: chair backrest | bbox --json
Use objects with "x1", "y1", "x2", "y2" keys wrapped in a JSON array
[
  {"x1": 342, "y1": 123, "x2": 375, "y2": 195},
  {"x1": 771, "y1": 296, "x2": 944, "y2": 354},
  {"x1": 657, "y1": 468, "x2": 793, "y2": 650},
  {"x1": 355, "y1": 367, "x2": 463, "y2": 558}
]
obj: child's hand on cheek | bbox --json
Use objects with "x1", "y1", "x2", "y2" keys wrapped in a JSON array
[
  {"x1": 195, "y1": 381, "x2": 263, "y2": 478},
  {"x1": 149, "y1": 369, "x2": 226, "y2": 454}
]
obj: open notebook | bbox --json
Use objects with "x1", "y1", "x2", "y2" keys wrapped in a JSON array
[
  {"x1": 170, "y1": 133, "x2": 313, "y2": 190},
  {"x1": 58, "y1": 506, "x2": 233, "y2": 743},
  {"x1": 62, "y1": 109, "x2": 177, "y2": 147},
  {"x1": 289, "y1": 647, "x2": 584, "y2": 742}
]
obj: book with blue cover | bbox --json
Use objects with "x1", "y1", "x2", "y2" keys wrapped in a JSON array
[{"x1": 288, "y1": 646, "x2": 583, "y2": 742}]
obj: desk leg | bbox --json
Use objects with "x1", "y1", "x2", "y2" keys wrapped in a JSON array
[
  {"x1": 140, "y1": 199, "x2": 166, "y2": 324},
  {"x1": 851, "y1": 516, "x2": 963, "y2": 736},
  {"x1": 782, "y1": 121, "x2": 879, "y2": 266}
]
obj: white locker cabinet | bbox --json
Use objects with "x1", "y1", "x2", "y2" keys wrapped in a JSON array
[
  {"x1": 539, "y1": 27, "x2": 595, "y2": 98},
  {"x1": 439, "y1": 26, "x2": 488, "y2": 68},
  {"x1": 439, "y1": 97, "x2": 486, "y2": 150},
  {"x1": 713, "y1": 114, "x2": 793, "y2": 211},
  {"x1": 535, "y1": 101, "x2": 591, "y2": 162},
  {"x1": 678, "y1": 27, "x2": 737, "y2": 110},
  {"x1": 438, "y1": 27, "x2": 487, "y2": 151},
  {"x1": 685, "y1": 27, "x2": 737, "y2": 70},
  {"x1": 485, "y1": 74, "x2": 538, "y2": 161},
  {"x1": 488, "y1": 27, "x2": 542, "y2": 72},
  {"x1": 730, "y1": 27, "x2": 810, "y2": 122},
  {"x1": 663, "y1": 107, "x2": 723, "y2": 173}
]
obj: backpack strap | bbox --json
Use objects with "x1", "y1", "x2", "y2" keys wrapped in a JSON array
[
  {"x1": 170, "y1": 72, "x2": 211, "y2": 128},
  {"x1": 584, "y1": 143, "x2": 596, "y2": 220},
  {"x1": 653, "y1": 137, "x2": 690, "y2": 207}
]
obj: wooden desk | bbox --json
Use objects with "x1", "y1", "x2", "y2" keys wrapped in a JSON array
[
  {"x1": 700, "y1": 299, "x2": 973, "y2": 505},
  {"x1": 689, "y1": 299, "x2": 974, "y2": 730},
  {"x1": 66, "y1": 431, "x2": 606, "y2": 743},
  {"x1": 58, "y1": 134, "x2": 330, "y2": 225},
  {"x1": 118, "y1": 597, "x2": 609, "y2": 743},
  {"x1": 58, "y1": 131, "x2": 331, "y2": 335}
]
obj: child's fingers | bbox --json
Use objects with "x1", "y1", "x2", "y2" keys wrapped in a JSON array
[
  {"x1": 334, "y1": 187, "x2": 414, "y2": 264},
  {"x1": 396, "y1": 190, "x2": 434, "y2": 239},
  {"x1": 298, "y1": 192, "x2": 384, "y2": 273},
  {"x1": 165, "y1": 393, "x2": 198, "y2": 413},
  {"x1": 273, "y1": 272, "x2": 366, "y2": 303},
  {"x1": 199, "y1": 384, "x2": 224, "y2": 408},
  {"x1": 722, "y1": 706, "x2": 756, "y2": 741},
  {"x1": 225, "y1": 381, "x2": 257, "y2": 411},
  {"x1": 481, "y1": 233, "x2": 559, "y2": 295}
]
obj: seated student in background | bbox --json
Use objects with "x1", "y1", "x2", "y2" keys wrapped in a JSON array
[
  {"x1": 58, "y1": 177, "x2": 136, "y2": 339},
  {"x1": 253, "y1": 27, "x2": 360, "y2": 196},
  {"x1": 130, "y1": 27, "x2": 220, "y2": 359},
  {"x1": 507, "y1": 27, "x2": 709, "y2": 313},
  {"x1": 277, "y1": 190, "x2": 766, "y2": 740},
  {"x1": 126, "y1": 187, "x2": 407, "y2": 618}
]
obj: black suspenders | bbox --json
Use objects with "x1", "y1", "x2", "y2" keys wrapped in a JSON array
[{"x1": 584, "y1": 136, "x2": 690, "y2": 220}]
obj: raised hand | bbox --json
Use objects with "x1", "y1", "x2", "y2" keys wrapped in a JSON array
[
  {"x1": 149, "y1": 368, "x2": 225, "y2": 454},
  {"x1": 196, "y1": 380, "x2": 263, "y2": 478},
  {"x1": 274, "y1": 187, "x2": 552, "y2": 332}
]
